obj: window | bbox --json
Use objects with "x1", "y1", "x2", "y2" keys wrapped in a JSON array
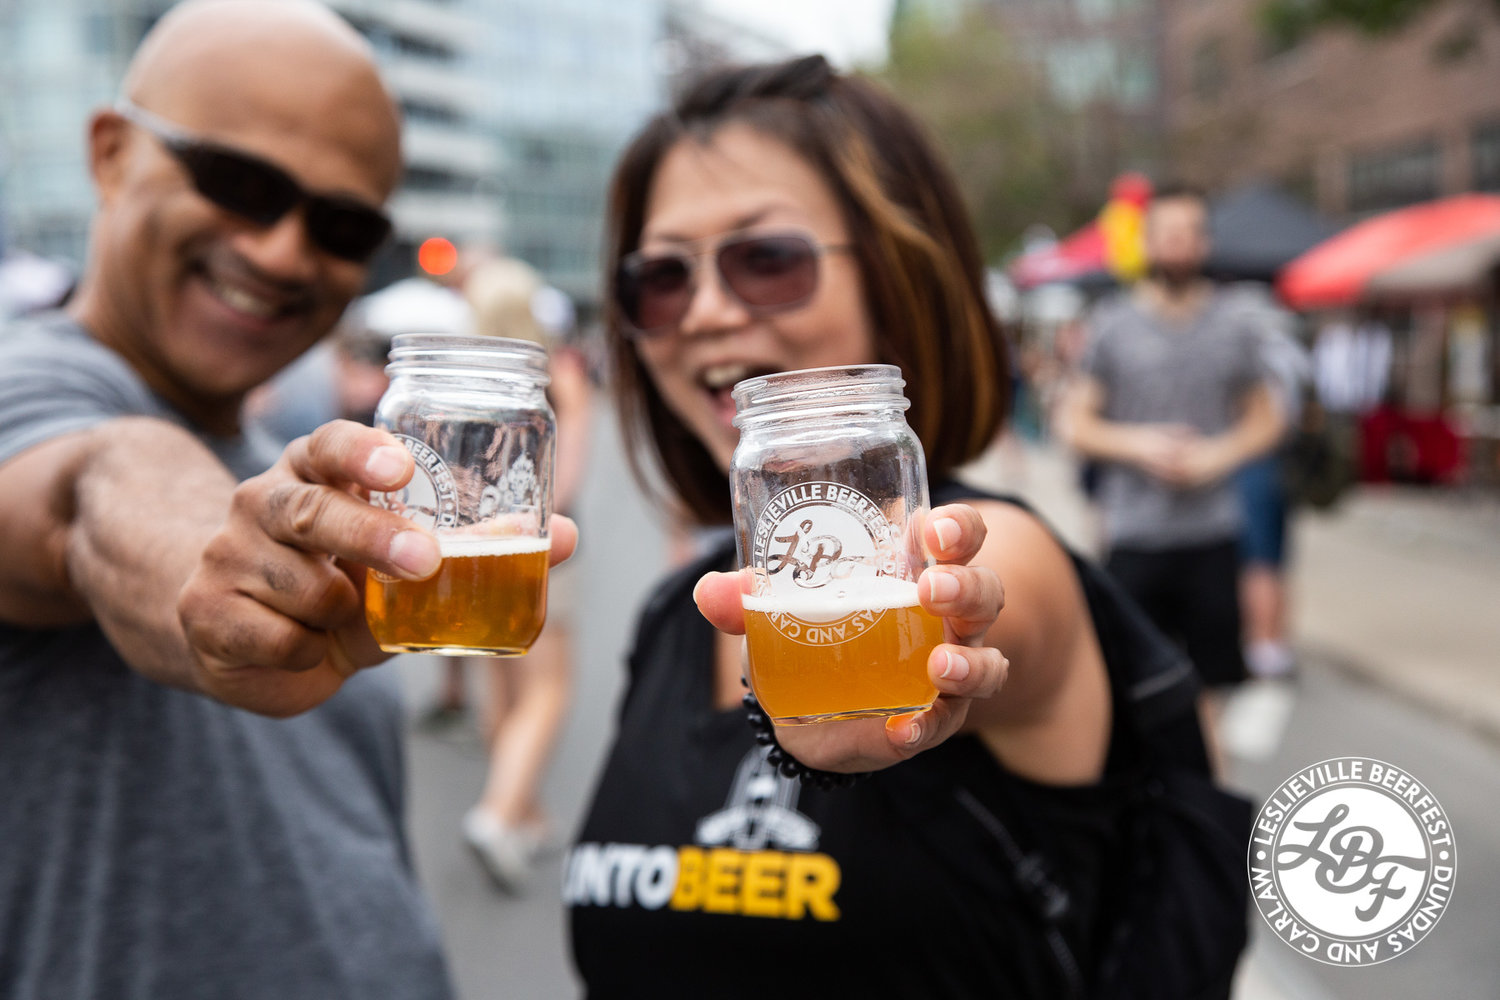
[
  {"x1": 1473, "y1": 119, "x2": 1500, "y2": 192},
  {"x1": 389, "y1": 33, "x2": 455, "y2": 62},
  {"x1": 402, "y1": 167, "x2": 472, "y2": 193},
  {"x1": 1346, "y1": 139, "x2": 1441, "y2": 213},
  {"x1": 401, "y1": 99, "x2": 463, "y2": 126}
]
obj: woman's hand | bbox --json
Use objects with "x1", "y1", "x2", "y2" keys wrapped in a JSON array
[{"x1": 694, "y1": 503, "x2": 1007, "y2": 772}]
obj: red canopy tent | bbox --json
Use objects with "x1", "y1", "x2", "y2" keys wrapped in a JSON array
[
  {"x1": 1008, "y1": 223, "x2": 1106, "y2": 289},
  {"x1": 1278, "y1": 193, "x2": 1500, "y2": 309}
]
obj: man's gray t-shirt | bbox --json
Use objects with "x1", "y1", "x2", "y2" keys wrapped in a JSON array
[
  {"x1": 0, "y1": 314, "x2": 454, "y2": 1000},
  {"x1": 1080, "y1": 286, "x2": 1267, "y2": 550}
]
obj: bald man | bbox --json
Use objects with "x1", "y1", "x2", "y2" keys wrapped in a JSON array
[{"x1": 0, "y1": 2, "x2": 569, "y2": 996}]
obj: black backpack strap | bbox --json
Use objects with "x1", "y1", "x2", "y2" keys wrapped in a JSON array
[
  {"x1": 928, "y1": 477, "x2": 1208, "y2": 770},
  {"x1": 953, "y1": 786, "x2": 1087, "y2": 1000}
]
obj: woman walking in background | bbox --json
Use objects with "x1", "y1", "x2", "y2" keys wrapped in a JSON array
[{"x1": 462, "y1": 257, "x2": 595, "y2": 891}]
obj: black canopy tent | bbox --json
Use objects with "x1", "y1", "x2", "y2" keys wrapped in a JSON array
[{"x1": 1206, "y1": 182, "x2": 1340, "y2": 283}]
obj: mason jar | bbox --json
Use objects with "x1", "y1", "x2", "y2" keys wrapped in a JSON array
[
  {"x1": 730, "y1": 364, "x2": 939, "y2": 725},
  {"x1": 365, "y1": 333, "x2": 555, "y2": 657}
]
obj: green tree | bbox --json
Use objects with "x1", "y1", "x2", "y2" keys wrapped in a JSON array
[
  {"x1": 1260, "y1": 0, "x2": 1500, "y2": 48},
  {"x1": 877, "y1": 7, "x2": 1095, "y2": 261}
]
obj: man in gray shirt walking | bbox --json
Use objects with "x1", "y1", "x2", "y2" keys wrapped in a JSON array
[{"x1": 1059, "y1": 183, "x2": 1283, "y2": 719}]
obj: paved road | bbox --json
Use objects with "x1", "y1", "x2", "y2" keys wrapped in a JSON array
[
  {"x1": 392, "y1": 429, "x2": 1500, "y2": 998},
  {"x1": 398, "y1": 409, "x2": 669, "y2": 999}
]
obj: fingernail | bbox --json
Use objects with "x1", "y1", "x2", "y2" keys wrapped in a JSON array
[
  {"x1": 940, "y1": 649, "x2": 970, "y2": 681},
  {"x1": 933, "y1": 516, "x2": 960, "y2": 552},
  {"x1": 906, "y1": 720, "x2": 922, "y2": 745},
  {"x1": 389, "y1": 531, "x2": 440, "y2": 579},
  {"x1": 366, "y1": 446, "x2": 407, "y2": 485},
  {"x1": 927, "y1": 570, "x2": 959, "y2": 603}
]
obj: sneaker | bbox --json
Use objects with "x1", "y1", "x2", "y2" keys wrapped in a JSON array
[
  {"x1": 1245, "y1": 641, "x2": 1297, "y2": 680},
  {"x1": 519, "y1": 818, "x2": 565, "y2": 860},
  {"x1": 463, "y1": 808, "x2": 534, "y2": 894}
]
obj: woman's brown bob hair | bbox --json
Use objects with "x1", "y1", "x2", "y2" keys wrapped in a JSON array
[{"x1": 606, "y1": 54, "x2": 1010, "y2": 525}]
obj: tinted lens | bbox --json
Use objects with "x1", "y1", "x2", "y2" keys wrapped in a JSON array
[
  {"x1": 305, "y1": 197, "x2": 393, "y2": 263},
  {"x1": 619, "y1": 253, "x2": 694, "y2": 333},
  {"x1": 174, "y1": 141, "x2": 389, "y2": 262},
  {"x1": 718, "y1": 235, "x2": 818, "y2": 310},
  {"x1": 176, "y1": 143, "x2": 299, "y2": 227}
]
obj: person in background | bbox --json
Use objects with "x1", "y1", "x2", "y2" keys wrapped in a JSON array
[
  {"x1": 460, "y1": 256, "x2": 594, "y2": 891},
  {"x1": 1235, "y1": 290, "x2": 1310, "y2": 681},
  {"x1": 1057, "y1": 183, "x2": 1285, "y2": 754}
]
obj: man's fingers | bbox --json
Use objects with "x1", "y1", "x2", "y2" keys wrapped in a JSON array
[
  {"x1": 180, "y1": 591, "x2": 328, "y2": 674},
  {"x1": 549, "y1": 516, "x2": 578, "y2": 568},
  {"x1": 284, "y1": 420, "x2": 413, "y2": 492},
  {"x1": 248, "y1": 479, "x2": 440, "y2": 580},
  {"x1": 238, "y1": 546, "x2": 363, "y2": 631},
  {"x1": 694, "y1": 569, "x2": 749, "y2": 636},
  {"x1": 925, "y1": 503, "x2": 987, "y2": 565}
]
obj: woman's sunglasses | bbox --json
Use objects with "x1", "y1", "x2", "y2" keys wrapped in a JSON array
[
  {"x1": 115, "y1": 101, "x2": 393, "y2": 264},
  {"x1": 615, "y1": 231, "x2": 852, "y2": 337}
]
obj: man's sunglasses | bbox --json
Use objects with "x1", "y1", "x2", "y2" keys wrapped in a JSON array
[
  {"x1": 115, "y1": 100, "x2": 393, "y2": 263},
  {"x1": 615, "y1": 231, "x2": 852, "y2": 337}
]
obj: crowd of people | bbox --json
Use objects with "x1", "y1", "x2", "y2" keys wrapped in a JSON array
[{"x1": 0, "y1": 1, "x2": 1307, "y2": 997}]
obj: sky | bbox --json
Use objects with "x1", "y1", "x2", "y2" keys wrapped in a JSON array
[{"x1": 698, "y1": 0, "x2": 898, "y2": 69}]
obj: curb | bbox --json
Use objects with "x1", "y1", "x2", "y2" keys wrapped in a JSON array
[{"x1": 1298, "y1": 639, "x2": 1500, "y2": 748}]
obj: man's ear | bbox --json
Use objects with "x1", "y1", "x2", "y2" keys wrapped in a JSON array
[{"x1": 86, "y1": 110, "x2": 133, "y2": 205}]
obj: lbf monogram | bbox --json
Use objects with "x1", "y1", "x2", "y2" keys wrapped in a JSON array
[{"x1": 1275, "y1": 803, "x2": 1427, "y2": 921}]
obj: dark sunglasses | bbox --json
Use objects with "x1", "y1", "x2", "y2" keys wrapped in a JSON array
[
  {"x1": 615, "y1": 231, "x2": 852, "y2": 337},
  {"x1": 115, "y1": 100, "x2": 393, "y2": 263}
]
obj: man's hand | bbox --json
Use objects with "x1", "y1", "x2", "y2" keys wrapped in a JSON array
[
  {"x1": 694, "y1": 503, "x2": 1007, "y2": 773},
  {"x1": 1126, "y1": 423, "x2": 1199, "y2": 483},
  {"x1": 1164, "y1": 436, "x2": 1241, "y2": 489},
  {"x1": 177, "y1": 420, "x2": 577, "y2": 717}
]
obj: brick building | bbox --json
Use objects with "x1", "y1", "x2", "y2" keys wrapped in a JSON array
[{"x1": 1162, "y1": 0, "x2": 1500, "y2": 217}]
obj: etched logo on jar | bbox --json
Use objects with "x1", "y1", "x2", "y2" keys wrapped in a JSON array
[
  {"x1": 750, "y1": 482, "x2": 901, "y2": 646},
  {"x1": 372, "y1": 435, "x2": 460, "y2": 532}
]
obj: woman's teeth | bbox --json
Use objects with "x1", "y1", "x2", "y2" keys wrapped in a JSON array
[{"x1": 701, "y1": 363, "x2": 754, "y2": 391}]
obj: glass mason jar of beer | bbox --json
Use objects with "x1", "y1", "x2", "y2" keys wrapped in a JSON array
[
  {"x1": 365, "y1": 334, "x2": 554, "y2": 656},
  {"x1": 730, "y1": 365, "x2": 940, "y2": 725}
]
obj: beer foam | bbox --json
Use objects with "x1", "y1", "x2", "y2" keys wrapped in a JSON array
[
  {"x1": 437, "y1": 535, "x2": 552, "y2": 558},
  {"x1": 741, "y1": 578, "x2": 921, "y2": 622}
]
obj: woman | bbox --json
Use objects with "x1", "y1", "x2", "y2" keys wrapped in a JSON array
[
  {"x1": 460, "y1": 257, "x2": 594, "y2": 891},
  {"x1": 566, "y1": 56, "x2": 1245, "y2": 998}
]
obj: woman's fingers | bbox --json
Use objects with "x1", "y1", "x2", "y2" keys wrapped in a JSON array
[
  {"x1": 928, "y1": 643, "x2": 1008, "y2": 699},
  {"x1": 694, "y1": 569, "x2": 750, "y2": 636},
  {"x1": 925, "y1": 503, "x2": 987, "y2": 565},
  {"x1": 919, "y1": 563, "x2": 1004, "y2": 646},
  {"x1": 771, "y1": 639, "x2": 1008, "y2": 772}
]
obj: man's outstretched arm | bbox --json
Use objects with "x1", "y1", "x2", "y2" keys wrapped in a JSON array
[{"x1": 0, "y1": 418, "x2": 443, "y2": 715}]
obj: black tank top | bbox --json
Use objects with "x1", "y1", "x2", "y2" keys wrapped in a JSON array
[{"x1": 567, "y1": 485, "x2": 1139, "y2": 998}]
